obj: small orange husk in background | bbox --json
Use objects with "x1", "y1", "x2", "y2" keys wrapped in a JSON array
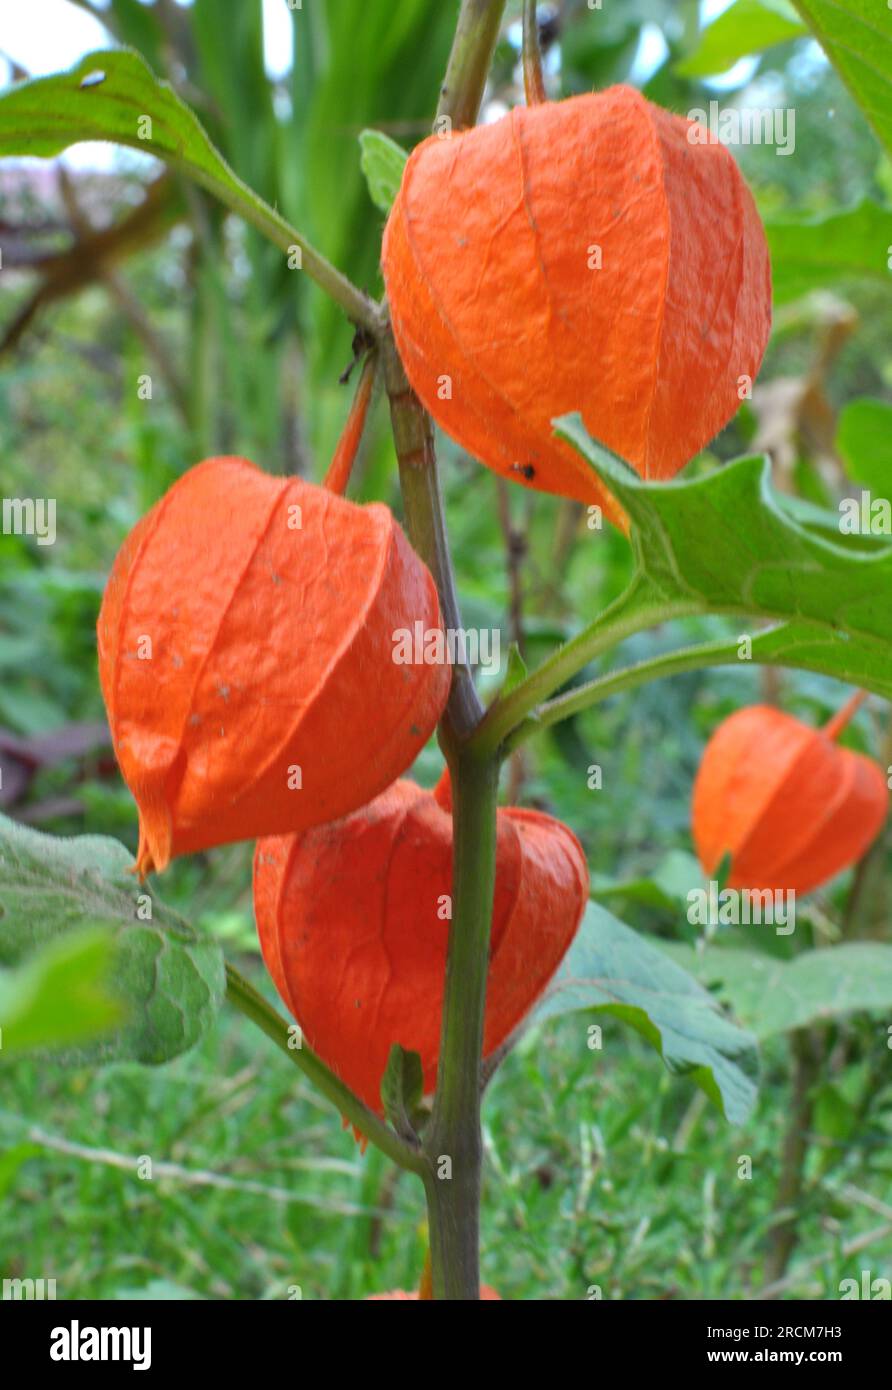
[{"x1": 692, "y1": 692, "x2": 888, "y2": 896}]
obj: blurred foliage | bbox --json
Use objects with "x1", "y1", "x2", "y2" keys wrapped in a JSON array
[{"x1": 1, "y1": 0, "x2": 891, "y2": 1300}]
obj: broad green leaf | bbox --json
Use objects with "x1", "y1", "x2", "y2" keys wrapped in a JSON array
[
  {"x1": 0, "y1": 49, "x2": 304, "y2": 260},
  {"x1": 531, "y1": 903, "x2": 759, "y2": 1124},
  {"x1": 359, "y1": 129, "x2": 408, "y2": 214},
  {"x1": 380, "y1": 1043, "x2": 425, "y2": 1141},
  {"x1": 837, "y1": 397, "x2": 892, "y2": 495},
  {"x1": 776, "y1": 491, "x2": 889, "y2": 552},
  {"x1": 0, "y1": 929, "x2": 121, "y2": 1057},
  {"x1": 792, "y1": 0, "x2": 892, "y2": 155},
  {"x1": 665, "y1": 942, "x2": 892, "y2": 1040},
  {"x1": 556, "y1": 416, "x2": 892, "y2": 701},
  {"x1": 677, "y1": 0, "x2": 806, "y2": 77},
  {"x1": 767, "y1": 202, "x2": 892, "y2": 304},
  {"x1": 0, "y1": 813, "x2": 225, "y2": 1065}
]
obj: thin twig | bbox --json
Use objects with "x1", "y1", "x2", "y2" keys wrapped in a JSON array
[
  {"x1": 17, "y1": 1123, "x2": 393, "y2": 1218},
  {"x1": 522, "y1": 0, "x2": 547, "y2": 105}
]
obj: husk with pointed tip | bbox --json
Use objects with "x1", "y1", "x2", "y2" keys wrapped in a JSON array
[
  {"x1": 98, "y1": 457, "x2": 450, "y2": 873},
  {"x1": 382, "y1": 86, "x2": 771, "y2": 525},
  {"x1": 253, "y1": 776, "x2": 589, "y2": 1112},
  {"x1": 692, "y1": 704, "x2": 888, "y2": 896}
]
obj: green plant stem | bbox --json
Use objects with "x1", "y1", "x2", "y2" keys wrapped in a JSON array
[
  {"x1": 181, "y1": 154, "x2": 382, "y2": 336},
  {"x1": 438, "y1": 0, "x2": 508, "y2": 130},
  {"x1": 382, "y1": 336, "x2": 483, "y2": 741},
  {"x1": 423, "y1": 755, "x2": 499, "y2": 1297},
  {"x1": 224, "y1": 962, "x2": 425, "y2": 1176},
  {"x1": 503, "y1": 630, "x2": 754, "y2": 753},
  {"x1": 470, "y1": 577, "x2": 695, "y2": 757},
  {"x1": 233, "y1": 200, "x2": 383, "y2": 338},
  {"x1": 379, "y1": 0, "x2": 508, "y2": 1299}
]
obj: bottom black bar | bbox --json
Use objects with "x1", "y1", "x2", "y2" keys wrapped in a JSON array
[{"x1": 2, "y1": 1296, "x2": 887, "y2": 1375}]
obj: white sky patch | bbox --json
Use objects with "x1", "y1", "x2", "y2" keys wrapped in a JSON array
[
  {"x1": 0, "y1": 0, "x2": 108, "y2": 77},
  {"x1": 0, "y1": 0, "x2": 294, "y2": 79},
  {"x1": 701, "y1": 0, "x2": 737, "y2": 20},
  {"x1": 263, "y1": 0, "x2": 294, "y2": 81},
  {"x1": 629, "y1": 24, "x2": 669, "y2": 86},
  {"x1": 705, "y1": 56, "x2": 761, "y2": 90},
  {"x1": 0, "y1": 0, "x2": 292, "y2": 170}
]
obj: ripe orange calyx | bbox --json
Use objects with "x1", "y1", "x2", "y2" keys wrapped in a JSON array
[
  {"x1": 98, "y1": 457, "x2": 450, "y2": 875},
  {"x1": 692, "y1": 696, "x2": 888, "y2": 897},
  {"x1": 253, "y1": 775, "x2": 589, "y2": 1113},
  {"x1": 382, "y1": 85, "x2": 771, "y2": 527}
]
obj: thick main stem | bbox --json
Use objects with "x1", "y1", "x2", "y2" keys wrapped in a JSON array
[
  {"x1": 384, "y1": 331, "x2": 497, "y2": 1298},
  {"x1": 382, "y1": 336, "x2": 482, "y2": 740},
  {"x1": 424, "y1": 755, "x2": 499, "y2": 1297},
  {"x1": 383, "y1": 0, "x2": 508, "y2": 1300}
]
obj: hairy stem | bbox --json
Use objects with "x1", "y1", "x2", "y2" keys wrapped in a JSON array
[
  {"x1": 191, "y1": 169, "x2": 383, "y2": 336},
  {"x1": 225, "y1": 962, "x2": 426, "y2": 1176}
]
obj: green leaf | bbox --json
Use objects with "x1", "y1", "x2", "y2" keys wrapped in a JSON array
[
  {"x1": 380, "y1": 1043, "x2": 424, "y2": 1141},
  {"x1": 792, "y1": 0, "x2": 892, "y2": 156},
  {"x1": 0, "y1": 929, "x2": 122, "y2": 1057},
  {"x1": 677, "y1": 0, "x2": 806, "y2": 78},
  {"x1": 665, "y1": 942, "x2": 892, "y2": 1040},
  {"x1": 531, "y1": 903, "x2": 759, "y2": 1125},
  {"x1": 593, "y1": 849, "x2": 704, "y2": 914},
  {"x1": 837, "y1": 397, "x2": 892, "y2": 494},
  {"x1": 359, "y1": 129, "x2": 408, "y2": 214},
  {"x1": 767, "y1": 201, "x2": 892, "y2": 304},
  {"x1": 556, "y1": 415, "x2": 892, "y2": 700},
  {"x1": 0, "y1": 813, "x2": 225, "y2": 1065},
  {"x1": 0, "y1": 49, "x2": 304, "y2": 260}
]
